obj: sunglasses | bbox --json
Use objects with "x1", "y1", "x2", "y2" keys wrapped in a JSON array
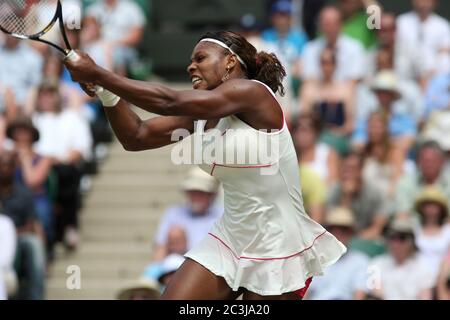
[{"x1": 388, "y1": 233, "x2": 413, "y2": 242}]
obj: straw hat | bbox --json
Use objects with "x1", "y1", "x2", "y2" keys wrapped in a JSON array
[
  {"x1": 415, "y1": 186, "x2": 449, "y2": 216},
  {"x1": 117, "y1": 277, "x2": 161, "y2": 300},
  {"x1": 371, "y1": 70, "x2": 401, "y2": 97},
  {"x1": 180, "y1": 166, "x2": 219, "y2": 193},
  {"x1": 325, "y1": 207, "x2": 355, "y2": 228}
]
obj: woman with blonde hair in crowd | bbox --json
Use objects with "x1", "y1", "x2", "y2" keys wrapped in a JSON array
[{"x1": 361, "y1": 111, "x2": 409, "y2": 198}]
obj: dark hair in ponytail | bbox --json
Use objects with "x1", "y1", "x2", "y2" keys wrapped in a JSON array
[{"x1": 199, "y1": 31, "x2": 287, "y2": 96}]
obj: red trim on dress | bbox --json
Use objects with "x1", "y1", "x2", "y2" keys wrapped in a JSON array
[{"x1": 208, "y1": 230, "x2": 327, "y2": 261}]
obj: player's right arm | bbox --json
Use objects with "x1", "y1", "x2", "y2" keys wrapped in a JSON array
[{"x1": 105, "y1": 99, "x2": 195, "y2": 151}]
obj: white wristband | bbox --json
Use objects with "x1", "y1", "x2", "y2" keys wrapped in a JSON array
[{"x1": 96, "y1": 87, "x2": 120, "y2": 107}]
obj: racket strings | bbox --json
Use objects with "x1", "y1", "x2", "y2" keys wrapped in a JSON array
[{"x1": 0, "y1": 0, "x2": 57, "y2": 36}]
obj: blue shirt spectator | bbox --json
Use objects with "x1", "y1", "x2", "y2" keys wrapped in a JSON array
[
  {"x1": 352, "y1": 113, "x2": 417, "y2": 146},
  {"x1": 424, "y1": 73, "x2": 450, "y2": 118}
]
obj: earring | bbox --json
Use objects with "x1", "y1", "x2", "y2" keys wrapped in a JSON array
[{"x1": 221, "y1": 67, "x2": 231, "y2": 82}]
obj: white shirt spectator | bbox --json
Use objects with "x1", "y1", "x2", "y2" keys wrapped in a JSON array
[
  {"x1": 367, "y1": 41, "x2": 433, "y2": 81},
  {"x1": 415, "y1": 224, "x2": 450, "y2": 283},
  {"x1": 308, "y1": 251, "x2": 369, "y2": 300},
  {"x1": 155, "y1": 204, "x2": 223, "y2": 250},
  {"x1": 369, "y1": 254, "x2": 434, "y2": 300},
  {"x1": 86, "y1": 0, "x2": 146, "y2": 44},
  {"x1": 32, "y1": 109, "x2": 93, "y2": 162},
  {"x1": 301, "y1": 35, "x2": 366, "y2": 82},
  {"x1": 0, "y1": 43, "x2": 43, "y2": 106},
  {"x1": 397, "y1": 12, "x2": 450, "y2": 74},
  {"x1": 0, "y1": 214, "x2": 16, "y2": 300}
]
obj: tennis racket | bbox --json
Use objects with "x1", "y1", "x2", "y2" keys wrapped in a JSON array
[{"x1": 0, "y1": 0, "x2": 101, "y2": 91}]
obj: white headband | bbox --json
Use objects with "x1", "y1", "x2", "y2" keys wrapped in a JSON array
[{"x1": 199, "y1": 38, "x2": 247, "y2": 69}]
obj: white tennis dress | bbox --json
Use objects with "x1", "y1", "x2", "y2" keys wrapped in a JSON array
[{"x1": 184, "y1": 80, "x2": 347, "y2": 295}]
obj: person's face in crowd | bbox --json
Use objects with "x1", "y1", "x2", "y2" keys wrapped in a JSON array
[
  {"x1": 376, "y1": 49, "x2": 394, "y2": 71},
  {"x1": 319, "y1": 7, "x2": 342, "y2": 43},
  {"x1": 0, "y1": 152, "x2": 17, "y2": 184},
  {"x1": 187, "y1": 42, "x2": 234, "y2": 91},
  {"x1": 81, "y1": 17, "x2": 101, "y2": 44},
  {"x1": 388, "y1": 232, "x2": 416, "y2": 263},
  {"x1": 11, "y1": 127, "x2": 34, "y2": 148},
  {"x1": 105, "y1": 0, "x2": 118, "y2": 8},
  {"x1": 37, "y1": 89, "x2": 60, "y2": 113},
  {"x1": 4, "y1": 36, "x2": 20, "y2": 49},
  {"x1": 418, "y1": 147, "x2": 445, "y2": 182},
  {"x1": 367, "y1": 113, "x2": 387, "y2": 144},
  {"x1": 186, "y1": 190, "x2": 215, "y2": 215},
  {"x1": 328, "y1": 225, "x2": 354, "y2": 246},
  {"x1": 412, "y1": 0, "x2": 437, "y2": 17},
  {"x1": 167, "y1": 226, "x2": 188, "y2": 255},
  {"x1": 419, "y1": 202, "x2": 446, "y2": 226},
  {"x1": 320, "y1": 50, "x2": 336, "y2": 80},
  {"x1": 340, "y1": 155, "x2": 362, "y2": 193},
  {"x1": 377, "y1": 15, "x2": 396, "y2": 47},
  {"x1": 271, "y1": 12, "x2": 292, "y2": 35},
  {"x1": 339, "y1": 0, "x2": 363, "y2": 17},
  {"x1": 293, "y1": 119, "x2": 318, "y2": 150},
  {"x1": 374, "y1": 89, "x2": 397, "y2": 109}
]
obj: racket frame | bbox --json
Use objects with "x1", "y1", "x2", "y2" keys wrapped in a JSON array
[{"x1": 0, "y1": 0, "x2": 72, "y2": 55}]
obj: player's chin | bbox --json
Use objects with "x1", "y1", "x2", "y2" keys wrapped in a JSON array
[{"x1": 192, "y1": 81, "x2": 207, "y2": 90}]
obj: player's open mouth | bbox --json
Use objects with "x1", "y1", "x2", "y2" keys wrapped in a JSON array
[{"x1": 191, "y1": 76, "x2": 202, "y2": 87}]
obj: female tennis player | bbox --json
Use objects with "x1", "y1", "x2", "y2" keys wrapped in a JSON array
[{"x1": 64, "y1": 31, "x2": 346, "y2": 300}]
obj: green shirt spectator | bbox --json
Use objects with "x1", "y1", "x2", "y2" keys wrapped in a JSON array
[{"x1": 342, "y1": 10, "x2": 377, "y2": 49}]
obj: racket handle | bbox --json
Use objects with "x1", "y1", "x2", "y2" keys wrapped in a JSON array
[{"x1": 65, "y1": 50, "x2": 104, "y2": 94}]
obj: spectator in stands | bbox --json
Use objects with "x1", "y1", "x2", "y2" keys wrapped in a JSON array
[
  {"x1": 80, "y1": 16, "x2": 115, "y2": 72},
  {"x1": 298, "y1": 166, "x2": 326, "y2": 224},
  {"x1": 338, "y1": 0, "x2": 377, "y2": 49},
  {"x1": 0, "y1": 87, "x2": 16, "y2": 149},
  {"x1": 85, "y1": 0, "x2": 147, "y2": 73},
  {"x1": 117, "y1": 277, "x2": 161, "y2": 300},
  {"x1": 307, "y1": 207, "x2": 369, "y2": 300},
  {"x1": 6, "y1": 118, "x2": 53, "y2": 261},
  {"x1": 301, "y1": 0, "x2": 327, "y2": 40},
  {"x1": 368, "y1": 218, "x2": 434, "y2": 300},
  {"x1": 301, "y1": 5, "x2": 366, "y2": 84},
  {"x1": 361, "y1": 111, "x2": 410, "y2": 201},
  {"x1": 419, "y1": 84, "x2": 450, "y2": 152},
  {"x1": 0, "y1": 151, "x2": 46, "y2": 300},
  {"x1": 31, "y1": 79, "x2": 93, "y2": 251},
  {"x1": 0, "y1": 213, "x2": 16, "y2": 300},
  {"x1": 144, "y1": 225, "x2": 188, "y2": 280},
  {"x1": 292, "y1": 113, "x2": 339, "y2": 185},
  {"x1": 352, "y1": 71, "x2": 417, "y2": 158},
  {"x1": 423, "y1": 72, "x2": 450, "y2": 119},
  {"x1": 261, "y1": 0, "x2": 308, "y2": 114},
  {"x1": 414, "y1": 186, "x2": 450, "y2": 283},
  {"x1": 436, "y1": 250, "x2": 450, "y2": 300},
  {"x1": 327, "y1": 152, "x2": 389, "y2": 241},
  {"x1": 299, "y1": 47, "x2": 355, "y2": 155},
  {"x1": 152, "y1": 167, "x2": 222, "y2": 261},
  {"x1": 395, "y1": 141, "x2": 450, "y2": 217},
  {"x1": 397, "y1": 0, "x2": 450, "y2": 77},
  {"x1": 0, "y1": 37, "x2": 43, "y2": 110},
  {"x1": 368, "y1": 12, "x2": 430, "y2": 85}
]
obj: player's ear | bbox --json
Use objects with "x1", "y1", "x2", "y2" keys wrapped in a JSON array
[{"x1": 226, "y1": 54, "x2": 238, "y2": 70}]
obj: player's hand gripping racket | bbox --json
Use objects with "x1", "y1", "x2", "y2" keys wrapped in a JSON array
[{"x1": 0, "y1": 0, "x2": 102, "y2": 93}]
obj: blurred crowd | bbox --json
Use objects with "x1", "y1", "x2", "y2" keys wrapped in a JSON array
[
  {"x1": 0, "y1": 0, "x2": 449, "y2": 301},
  {"x1": 0, "y1": 0, "x2": 147, "y2": 300}
]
